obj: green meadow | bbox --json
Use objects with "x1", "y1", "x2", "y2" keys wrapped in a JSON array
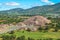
[{"x1": 1, "y1": 30, "x2": 60, "y2": 40}]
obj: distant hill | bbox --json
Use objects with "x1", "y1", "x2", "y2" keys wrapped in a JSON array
[{"x1": 0, "y1": 3, "x2": 60, "y2": 18}]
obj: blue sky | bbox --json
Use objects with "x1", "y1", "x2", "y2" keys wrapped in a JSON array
[{"x1": 0, "y1": 0, "x2": 60, "y2": 10}]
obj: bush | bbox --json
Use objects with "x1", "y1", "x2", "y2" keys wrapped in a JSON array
[
  {"x1": 9, "y1": 31, "x2": 15, "y2": 34},
  {"x1": 28, "y1": 37, "x2": 35, "y2": 40},
  {"x1": 17, "y1": 37, "x2": 21, "y2": 40},
  {"x1": 17, "y1": 35, "x2": 25, "y2": 40},
  {"x1": 56, "y1": 38, "x2": 60, "y2": 40},
  {"x1": 10, "y1": 35, "x2": 16, "y2": 40},
  {"x1": 37, "y1": 38, "x2": 53, "y2": 40},
  {"x1": 2, "y1": 34, "x2": 16, "y2": 40},
  {"x1": 43, "y1": 38, "x2": 53, "y2": 40}
]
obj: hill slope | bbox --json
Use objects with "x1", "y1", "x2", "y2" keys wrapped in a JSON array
[{"x1": 0, "y1": 3, "x2": 60, "y2": 17}]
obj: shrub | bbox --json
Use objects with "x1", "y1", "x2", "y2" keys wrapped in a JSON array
[
  {"x1": 2, "y1": 34, "x2": 16, "y2": 40},
  {"x1": 9, "y1": 31, "x2": 15, "y2": 34},
  {"x1": 28, "y1": 37, "x2": 35, "y2": 40},
  {"x1": 17, "y1": 35, "x2": 25, "y2": 40}
]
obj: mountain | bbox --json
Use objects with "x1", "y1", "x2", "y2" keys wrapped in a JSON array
[
  {"x1": 25, "y1": 3, "x2": 60, "y2": 17},
  {"x1": 0, "y1": 8, "x2": 25, "y2": 15},
  {"x1": 0, "y1": 3, "x2": 60, "y2": 17}
]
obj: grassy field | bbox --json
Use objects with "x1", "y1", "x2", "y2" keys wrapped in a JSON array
[
  {"x1": 11, "y1": 31, "x2": 60, "y2": 39},
  {"x1": 1, "y1": 30, "x2": 60, "y2": 40}
]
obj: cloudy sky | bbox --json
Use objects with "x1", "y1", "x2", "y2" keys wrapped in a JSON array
[{"x1": 0, "y1": 0, "x2": 60, "y2": 10}]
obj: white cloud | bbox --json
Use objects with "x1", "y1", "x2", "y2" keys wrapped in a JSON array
[
  {"x1": 41, "y1": 0, "x2": 55, "y2": 5},
  {"x1": 5, "y1": 2, "x2": 20, "y2": 6}
]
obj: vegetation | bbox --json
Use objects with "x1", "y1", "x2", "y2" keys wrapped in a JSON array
[
  {"x1": 0, "y1": 3, "x2": 60, "y2": 40},
  {"x1": 0, "y1": 30, "x2": 60, "y2": 40},
  {"x1": 0, "y1": 15, "x2": 30, "y2": 24},
  {"x1": 0, "y1": 3, "x2": 60, "y2": 19},
  {"x1": 0, "y1": 15, "x2": 60, "y2": 40}
]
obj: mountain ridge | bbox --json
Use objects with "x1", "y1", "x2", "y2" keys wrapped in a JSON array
[{"x1": 0, "y1": 3, "x2": 60, "y2": 17}]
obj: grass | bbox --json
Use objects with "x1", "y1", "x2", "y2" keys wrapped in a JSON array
[
  {"x1": 0, "y1": 30, "x2": 60, "y2": 40},
  {"x1": 14, "y1": 30, "x2": 60, "y2": 39}
]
